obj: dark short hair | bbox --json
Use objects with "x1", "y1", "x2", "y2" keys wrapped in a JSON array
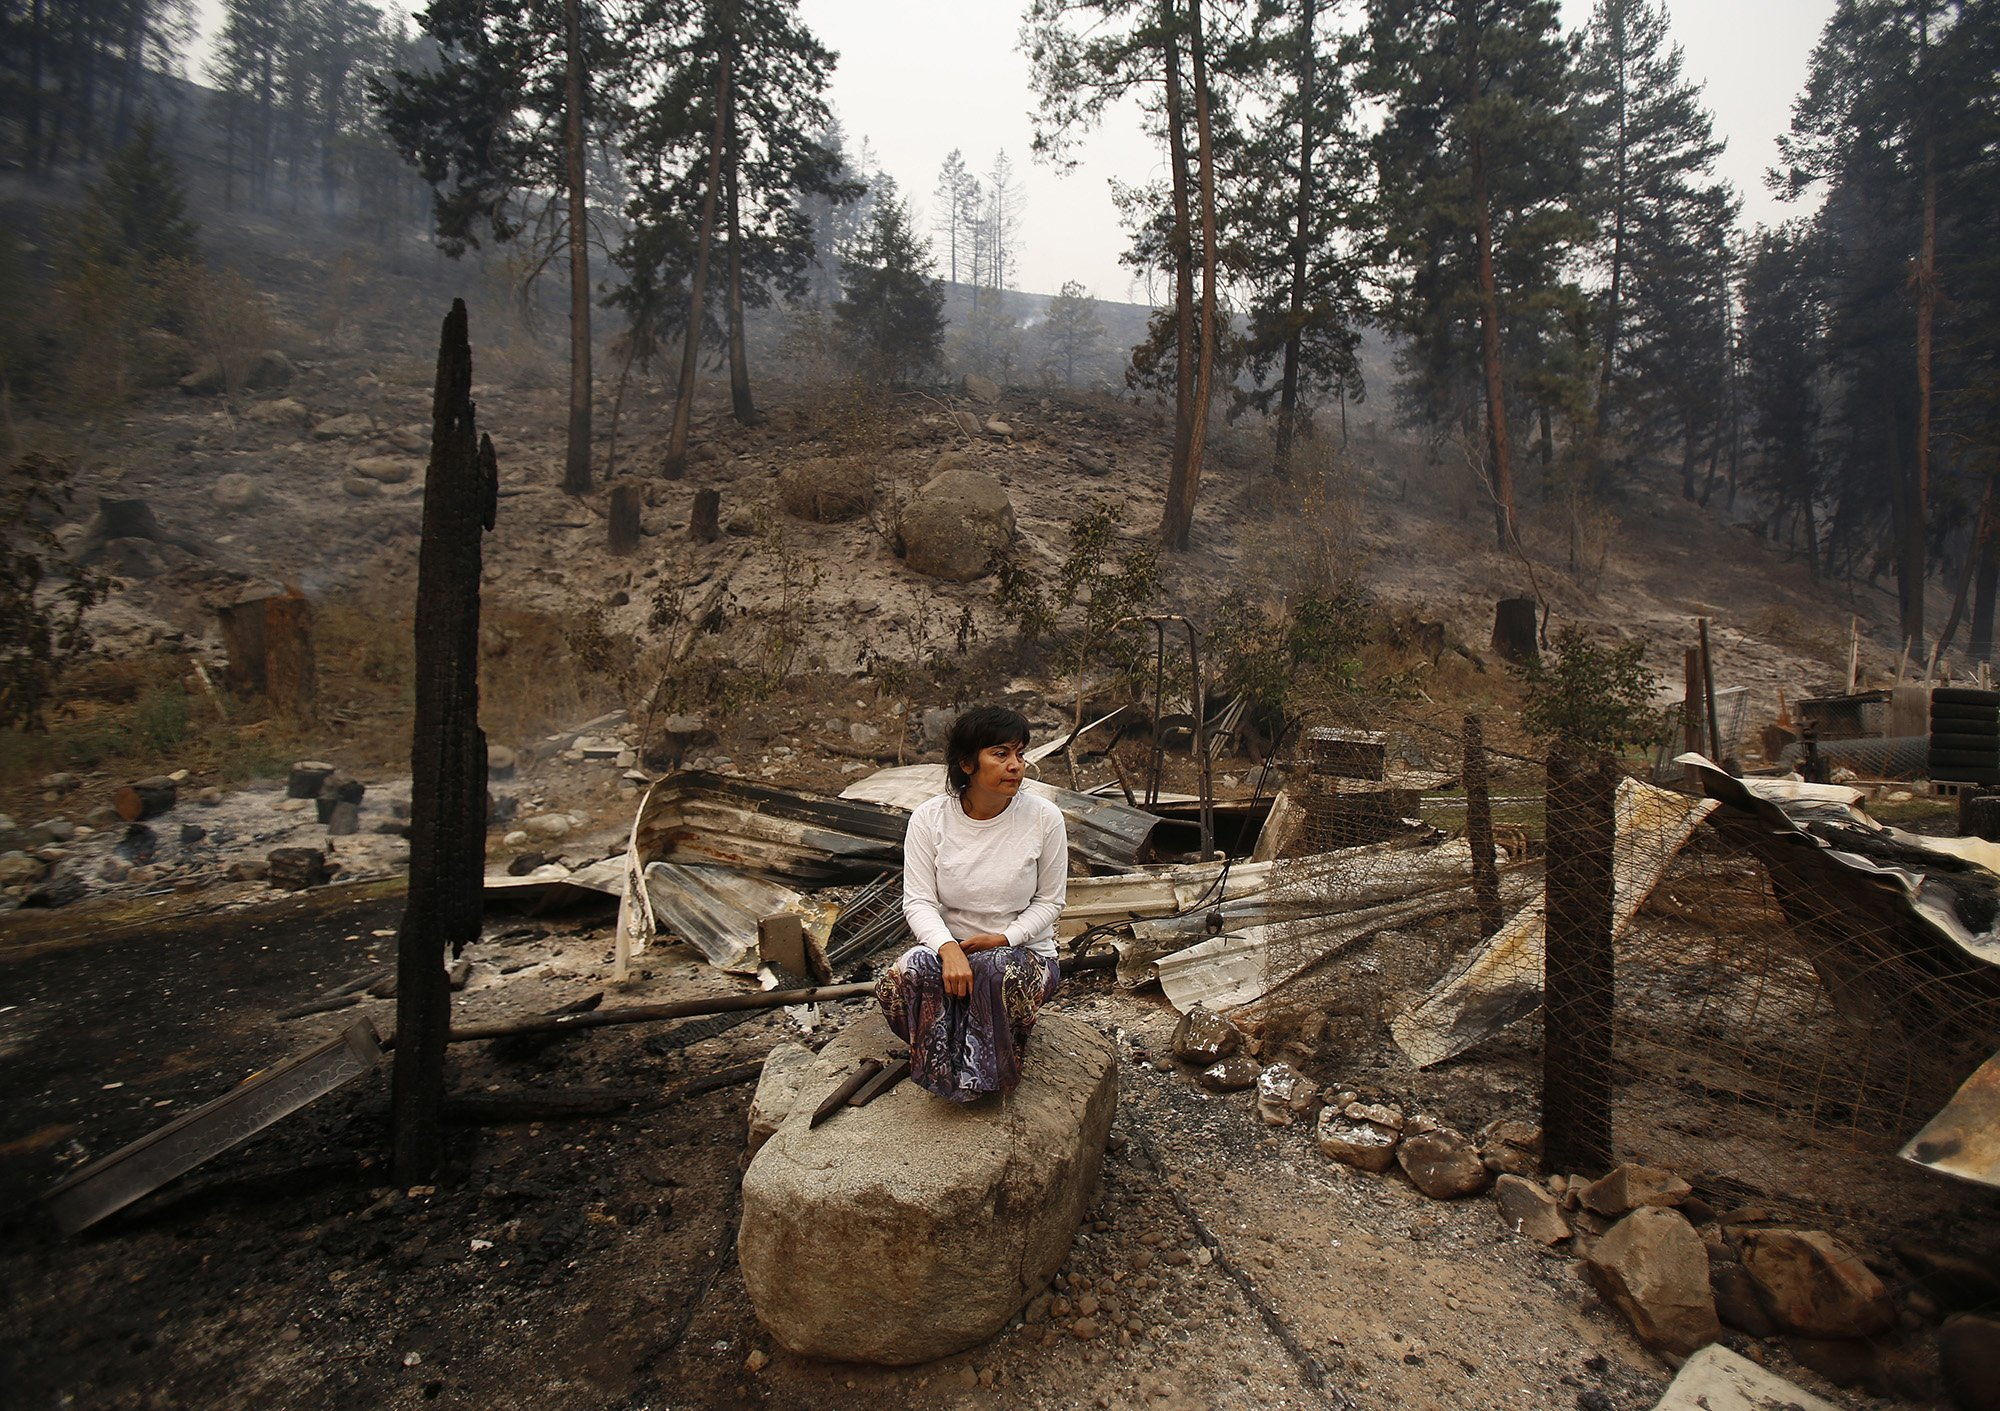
[{"x1": 946, "y1": 705, "x2": 1031, "y2": 794}]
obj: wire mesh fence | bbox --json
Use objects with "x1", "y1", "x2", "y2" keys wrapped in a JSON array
[{"x1": 1237, "y1": 704, "x2": 2000, "y2": 1243}]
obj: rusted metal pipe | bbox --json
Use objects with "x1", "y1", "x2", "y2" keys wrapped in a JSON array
[{"x1": 422, "y1": 981, "x2": 875, "y2": 1047}]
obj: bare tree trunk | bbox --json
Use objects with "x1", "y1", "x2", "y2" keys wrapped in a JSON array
[
  {"x1": 724, "y1": 75, "x2": 755, "y2": 426},
  {"x1": 1274, "y1": 0, "x2": 1315, "y2": 476},
  {"x1": 664, "y1": 37, "x2": 731, "y2": 481},
  {"x1": 1972, "y1": 471, "x2": 2000, "y2": 665},
  {"x1": 394, "y1": 299, "x2": 496, "y2": 1185},
  {"x1": 1909, "y1": 130, "x2": 1936, "y2": 655},
  {"x1": 1471, "y1": 131, "x2": 1517, "y2": 548},
  {"x1": 1158, "y1": 7, "x2": 1197, "y2": 549},
  {"x1": 560, "y1": 0, "x2": 594, "y2": 497},
  {"x1": 1170, "y1": 0, "x2": 1218, "y2": 553}
]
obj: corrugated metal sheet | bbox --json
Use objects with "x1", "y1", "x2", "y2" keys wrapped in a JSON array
[
  {"x1": 638, "y1": 862, "x2": 837, "y2": 973},
  {"x1": 1901, "y1": 1045, "x2": 2000, "y2": 1191},
  {"x1": 838, "y1": 764, "x2": 1159, "y2": 870}
]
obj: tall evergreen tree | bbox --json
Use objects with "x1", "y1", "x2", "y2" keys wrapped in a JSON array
[
  {"x1": 1040, "y1": 280, "x2": 1106, "y2": 386},
  {"x1": 1359, "y1": 0, "x2": 1589, "y2": 549},
  {"x1": 1573, "y1": 0, "x2": 1731, "y2": 448},
  {"x1": 1232, "y1": 0, "x2": 1368, "y2": 469},
  {"x1": 373, "y1": 0, "x2": 605, "y2": 494},
  {"x1": 1739, "y1": 223, "x2": 1828, "y2": 577},
  {"x1": 835, "y1": 188, "x2": 945, "y2": 385}
]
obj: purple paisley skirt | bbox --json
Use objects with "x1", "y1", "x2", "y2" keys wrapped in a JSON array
[{"x1": 875, "y1": 944, "x2": 1062, "y2": 1102}]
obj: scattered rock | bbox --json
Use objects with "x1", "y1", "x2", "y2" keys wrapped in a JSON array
[
  {"x1": 244, "y1": 349, "x2": 297, "y2": 390},
  {"x1": 738, "y1": 1011, "x2": 1116, "y2": 1365},
  {"x1": 1070, "y1": 448, "x2": 1110, "y2": 477},
  {"x1": 1171, "y1": 1006, "x2": 1240, "y2": 1063},
  {"x1": 1315, "y1": 1102, "x2": 1402, "y2": 1173},
  {"x1": 343, "y1": 475, "x2": 378, "y2": 497},
  {"x1": 523, "y1": 814, "x2": 572, "y2": 841},
  {"x1": 1195, "y1": 1056, "x2": 1259, "y2": 1092},
  {"x1": 1493, "y1": 1173, "x2": 1571, "y2": 1245},
  {"x1": 388, "y1": 424, "x2": 430, "y2": 454},
  {"x1": 1940, "y1": 1312, "x2": 2000, "y2": 1411},
  {"x1": 893, "y1": 469, "x2": 1015, "y2": 582},
  {"x1": 1476, "y1": 1118, "x2": 1543, "y2": 1176},
  {"x1": 348, "y1": 456, "x2": 419, "y2": 484},
  {"x1": 228, "y1": 859, "x2": 269, "y2": 882},
  {"x1": 0, "y1": 851, "x2": 48, "y2": 888},
  {"x1": 1583, "y1": 1206, "x2": 1722, "y2": 1357},
  {"x1": 984, "y1": 418, "x2": 1013, "y2": 438},
  {"x1": 1711, "y1": 1262, "x2": 1780, "y2": 1338},
  {"x1": 1255, "y1": 1063, "x2": 1303, "y2": 1125},
  {"x1": 245, "y1": 396, "x2": 310, "y2": 430},
  {"x1": 313, "y1": 411, "x2": 377, "y2": 439},
  {"x1": 1737, "y1": 1229, "x2": 1895, "y2": 1339},
  {"x1": 952, "y1": 410, "x2": 983, "y2": 438},
  {"x1": 1580, "y1": 1163, "x2": 1693, "y2": 1217},
  {"x1": 1397, "y1": 1126, "x2": 1492, "y2": 1199},
  {"x1": 962, "y1": 373, "x2": 1001, "y2": 404},
  {"x1": 266, "y1": 847, "x2": 327, "y2": 890},
  {"x1": 1651, "y1": 1345, "x2": 1840, "y2": 1411},
  {"x1": 211, "y1": 473, "x2": 265, "y2": 511},
  {"x1": 487, "y1": 745, "x2": 518, "y2": 779},
  {"x1": 1783, "y1": 1335, "x2": 1933, "y2": 1401},
  {"x1": 744, "y1": 1349, "x2": 769, "y2": 1373}
]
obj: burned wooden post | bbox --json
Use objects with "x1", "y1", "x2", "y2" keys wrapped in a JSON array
[
  {"x1": 607, "y1": 479, "x2": 643, "y2": 554},
  {"x1": 1491, "y1": 597, "x2": 1538, "y2": 664},
  {"x1": 393, "y1": 299, "x2": 497, "y2": 1185},
  {"x1": 1682, "y1": 647, "x2": 1704, "y2": 756},
  {"x1": 1697, "y1": 617, "x2": 1722, "y2": 766},
  {"x1": 1463, "y1": 715, "x2": 1502, "y2": 937},
  {"x1": 1542, "y1": 744, "x2": 1617, "y2": 1176},
  {"x1": 263, "y1": 593, "x2": 316, "y2": 718},
  {"x1": 689, "y1": 487, "x2": 721, "y2": 543}
]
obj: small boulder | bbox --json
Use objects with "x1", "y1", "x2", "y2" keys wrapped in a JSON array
[
  {"x1": 1397, "y1": 1125, "x2": 1492, "y2": 1199},
  {"x1": 952, "y1": 410, "x2": 983, "y2": 438},
  {"x1": 1941, "y1": 1312, "x2": 2000, "y2": 1411},
  {"x1": 962, "y1": 372, "x2": 1001, "y2": 404},
  {"x1": 245, "y1": 397, "x2": 311, "y2": 431},
  {"x1": 746, "y1": 1042, "x2": 817, "y2": 1156},
  {"x1": 1583, "y1": 1206, "x2": 1722, "y2": 1357},
  {"x1": 1651, "y1": 1345, "x2": 1840, "y2": 1411},
  {"x1": 523, "y1": 814, "x2": 572, "y2": 841},
  {"x1": 343, "y1": 475, "x2": 378, "y2": 498},
  {"x1": 984, "y1": 418, "x2": 1013, "y2": 438},
  {"x1": 487, "y1": 745, "x2": 518, "y2": 779},
  {"x1": 1255, "y1": 1063, "x2": 1303, "y2": 1125},
  {"x1": 1493, "y1": 1173, "x2": 1571, "y2": 1245},
  {"x1": 388, "y1": 424, "x2": 430, "y2": 454},
  {"x1": 244, "y1": 349, "x2": 297, "y2": 390},
  {"x1": 212, "y1": 473, "x2": 264, "y2": 512},
  {"x1": 0, "y1": 851, "x2": 48, "y2": 888},
  {"x1": 1476, "y1": 1118, "x2": 1543, "y2": 1176},
  {"x1": 894, "y1": 469, "x2": 1016, "y2": 582},
  {"x1": 738, "y1": 1010, "x2": 1116, "y2": 1365},
  {"x1": 1710, "y1": 1262, "x2": 1780, "y2": 1337},
  {"x1": 1737, "y1": 1228, "x2": 1895, "y2": 1339},
  {"x1": 1316, "y1": 1102, "x2": 1402, "y2": 1173},
  {"x1": 313, "y1": 411, "x2": 377, "y2": 440},
  {"x1": 1171, "y1": 1006, "x2": 1239, "y2": 1063},
  {"x1": 348, "y1": 456, "x2": 419, "y2": 484},
  {"x1": 1580, "y1": 1163, "x2": 1692, "y2": 1217},
  {"x1": 1195, "y1": 1056, "x2": 1259, "y2": 1092}
]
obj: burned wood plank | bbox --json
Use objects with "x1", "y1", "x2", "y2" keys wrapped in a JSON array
[
  {"x1": 438, "y1": 981, "x2": 874, "y2": 1046},
  {"x1": 44, "y1": 1021, "x2": 384, "y2": 1235}
]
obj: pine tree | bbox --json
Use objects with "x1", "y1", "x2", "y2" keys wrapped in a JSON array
[
  {"x1": 932, "y1": 148, "x2": 973, "y2": 287},
  {"x1": 1738, "y1": 224, "x2": 1828, "y2": 578},
  {"x1": 835, "y1": 189, "x2": 945, "y2": 385},
  {"x1": 1040, "y1": 280, "x2": 1106, "y2": 387},
  {"x1": 1359, "y1": 0, "x2": 1589, "y2": 548},
  {"x1": 1232, "y1": 0, "x2": 1368, "y2": 468},
  {"x1": 372, "y1": 0, "x2": 604, "y2": 494}
]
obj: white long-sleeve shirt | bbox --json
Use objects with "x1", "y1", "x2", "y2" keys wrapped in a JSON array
[{"x1": 901, "y1": 789, "x2": 1068, "y2": 961}]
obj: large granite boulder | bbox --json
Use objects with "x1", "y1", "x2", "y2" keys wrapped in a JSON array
[
  {"x1": 739, "y1": 1010, "x2": 1116, "y2": 1365},
  {"x1": 893, "y1": 468, "x2": 1015, "y2": 582}
]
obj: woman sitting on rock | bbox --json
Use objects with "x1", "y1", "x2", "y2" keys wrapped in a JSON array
[{"x1": 877, "y1": 705, "x2": 1068, "y2": 1101}]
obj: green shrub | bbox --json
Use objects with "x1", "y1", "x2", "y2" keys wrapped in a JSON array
[{"x1": 1511, "y1": 626, "x2": 1658, "y2": 755}]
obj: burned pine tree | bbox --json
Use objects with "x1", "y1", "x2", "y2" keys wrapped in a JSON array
[{"x1": 393, "y1": 300, "x2": 497, "y2": 1184}]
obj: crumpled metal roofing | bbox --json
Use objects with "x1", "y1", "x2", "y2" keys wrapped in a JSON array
[{"x1": 838, "y1": 763, "x2": 1160, "y2": 871}]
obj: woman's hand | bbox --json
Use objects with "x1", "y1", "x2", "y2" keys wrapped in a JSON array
[
  {"x1": 940, "y1": 941, "x2": 973, "y2": 998},
  {"x1": 958, "y1": 932, "x2": 1008, "y2": 953}
]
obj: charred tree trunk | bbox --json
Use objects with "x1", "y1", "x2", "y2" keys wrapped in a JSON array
[
  {"x1": 1471, "y1": 134, "x2": 1516, "y2": 548},
  {"x1": 263, "y1": 595, "x2": 315, "y2": 718},
  {"x1": 393, "y1": 299, "x2": 496, "y2": 1185},
  {"x1": 689, "y1": 487, "x2": 721, "y2": 543},
  {"x1": 1169, "y1": 0, "x2": 1218, "y2": 553},
  {"x1": 1158, "y1": 7, "x2": 1197, "y2": 550},
  {"x1": 560, "y1": 0, "x2": 593, "y2": 497},
  {"x1": 724, "y1": 74, "x2": 754, "y2": 427},
  {"x1": 664, "y1": 29, "x2": 732, "y2": 481},
  {"x1": 607, "y1": 479, "x2": 643, "y2": 554},
  {"x1": 1274, "y1": 0, "x2": 1315, "y2": 477},
  {"x1": 1909, "y1": 129, "x2": 1936, "y2": 657},
  {"x1": 1973, "y1": 474, "x2": 2000, "y2": 666}
]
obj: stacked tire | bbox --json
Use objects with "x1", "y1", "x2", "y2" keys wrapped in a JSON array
[{"x1": 1928, "y1": 688, "x2": 2000, "y2": 787}]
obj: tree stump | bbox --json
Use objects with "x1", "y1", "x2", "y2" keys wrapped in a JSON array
[
  {"x1": 1965, "y1": 794, "x2": 2000, "y2": 842},
  {"x1": 267, "y1": 847, "x2": 327, "y2": 889},
  {"x1": 690, "y1": 487, "x2": 721, "y2": 543},
  {"x1": 287, "y1": 761, "x2": 335, "y2": 798},
  {"x1": 114, "y1": 777, "x2": 177, "y2": 821},
  {"x1": 1491, "y1": 597, "x2": 1539, "y2": 664},
  {"x1": 263, "y1": 595, "x2": 316, "y2": 717},
  {"x1": 217, "y1": 598, "x2": 270, "y2": 696},
  {"x1": 608, "y1": 479, "x2": 644, "y2": 554}
]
